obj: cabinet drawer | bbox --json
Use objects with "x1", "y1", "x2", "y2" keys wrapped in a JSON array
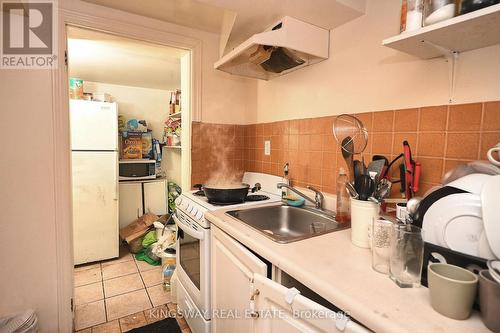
[{"x1": 253, "y1": 274, "x2": 371, "y2": 333}]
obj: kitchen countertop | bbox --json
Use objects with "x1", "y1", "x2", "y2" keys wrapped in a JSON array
[{"x1": 205, "y1": 203, "x2": 490, "y2": 333}]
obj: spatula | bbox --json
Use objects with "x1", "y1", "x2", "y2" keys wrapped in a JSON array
[
  {"x1": 341, "y1": 136, "x2": 354, "y2": 182},
  {"x1": 368, "y1": 159, "x2": 386, "y2": 182}
]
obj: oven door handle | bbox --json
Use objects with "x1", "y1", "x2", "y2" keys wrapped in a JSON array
[{"x1": 173, "y1": 214, "x2": 205, "y2": 240}]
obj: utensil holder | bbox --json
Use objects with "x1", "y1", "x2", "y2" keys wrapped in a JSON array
[{"x1": 350, "y1": 198, "x2": 379, "y2": 248}]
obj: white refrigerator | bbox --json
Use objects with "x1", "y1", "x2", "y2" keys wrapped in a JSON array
[{"x1": 70, "y1": 99, "x2": 119, "y2": 265}]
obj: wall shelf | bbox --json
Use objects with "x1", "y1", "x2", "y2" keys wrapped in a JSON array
[
  {"x1": 163, "y1": 145, "x2": 182, "y2": 149},
  {"x1": 382, "y1": 4, "x2": 500, "y2": 59}
]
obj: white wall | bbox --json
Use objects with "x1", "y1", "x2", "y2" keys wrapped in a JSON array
[
  {"x1": 0, "y1": 0, "x2": 254, "y2": 331},
  {"x1": 164, "y1": 149, "x2": 182, "y2": 185},
  {"x1": 83, "y1": 81, "x2": 180, "y2": 182},
  {"x1": 253, "y1": 0, "x2": 500, "y2": 122},
  {"x1": 83, "y1": 81, "x2": 171, "y2": 139},
  {"x1": 0, "y1": 70, "x2": 59, "y2": 331},
  {"x1": 200, "y1": 37, "x2": 256, "y2": 124}
]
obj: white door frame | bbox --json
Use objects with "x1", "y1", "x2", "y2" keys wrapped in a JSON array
[{"x1": 52, "y1": 8, "x2": 200, "y2": 331}]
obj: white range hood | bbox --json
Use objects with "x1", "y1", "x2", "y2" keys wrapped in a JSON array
[{"x1": 214, "y1": 16, "x2": 330, "y2": 80}]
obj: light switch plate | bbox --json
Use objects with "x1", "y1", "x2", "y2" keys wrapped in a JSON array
[{"x1": 264, "y1": 140, "x2": 271, "y2": 155}]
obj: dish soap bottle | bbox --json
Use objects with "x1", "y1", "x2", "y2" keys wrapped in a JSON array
[{"x1": 336, "y1": 168, "x2": 351, "y2": 224}]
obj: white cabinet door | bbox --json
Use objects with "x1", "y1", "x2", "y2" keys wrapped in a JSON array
[
  {"x1": 143, "y1": 180, "x2": 167, "y2": 215},
  {"x1": 119, "y1": 183, "x2": 143, "y2": 229},
  {"x1": 211, "y1": 225, "x2": 267, "y2": 333},
  {"x1": 252, "y1": 274, "x2": 370, "y2": 333}
]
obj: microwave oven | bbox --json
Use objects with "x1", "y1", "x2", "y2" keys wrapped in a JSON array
[{"x1": 119, "y1": 159, "x2": 156, "y2": 180}]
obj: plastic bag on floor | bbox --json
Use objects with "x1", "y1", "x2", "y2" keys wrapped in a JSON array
[
  {"x1": 134, "y1": 249, "x2": 161, "y2": 266},
  {"x1": 141, "y1": 230, "x2": 157, "y2": 248},
  {"x1": 151, "y1": 233, "x2": 176, "y2": 258}
]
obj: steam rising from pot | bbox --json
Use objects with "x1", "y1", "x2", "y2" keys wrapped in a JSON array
[{"x1": 200, "y1": 123, "x2": 243, "y2": 187}]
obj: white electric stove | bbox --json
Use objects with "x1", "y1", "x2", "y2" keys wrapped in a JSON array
[{"x1": 174, "y1": 172, "x2": 284, "y2": 333}]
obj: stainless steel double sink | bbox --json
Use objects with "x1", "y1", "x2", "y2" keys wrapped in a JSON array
[{"x1": 226, "y1": 204, "x2": 348, "y2": 243}]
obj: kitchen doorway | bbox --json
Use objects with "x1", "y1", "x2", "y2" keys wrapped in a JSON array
[
  {"x1": 65, "y1": 26, "x2": 192, "y2": 332},
  {"x1": 51, "y1": 10, "x2": 201, "y2": 331}
]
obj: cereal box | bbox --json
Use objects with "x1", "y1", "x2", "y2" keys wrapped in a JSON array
[{"x1": 121, "y1": 132, "x2": 143, "y2": 159}]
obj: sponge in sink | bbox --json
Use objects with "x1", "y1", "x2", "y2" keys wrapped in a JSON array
[{"x1": 286, "y1": 197, "x2": 305, "y2": 207}]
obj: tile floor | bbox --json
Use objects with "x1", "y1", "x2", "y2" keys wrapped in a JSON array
[{"x1": 74, "y1": 248, "x2": 190, "y2": 333}]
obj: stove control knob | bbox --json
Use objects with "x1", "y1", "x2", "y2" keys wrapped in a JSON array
[
  {"x1": 191, "y1": 206, "x2": 198, "y2": 216},
  {"x1": 185, "y1": 203, "x2": 191, "y2": 212},
  {"x1": 195, "y1": 211, "x2": 203, "y2": 220},
  {"x1": 175, "y1": 197, "x2": 183, "y2": 206}
]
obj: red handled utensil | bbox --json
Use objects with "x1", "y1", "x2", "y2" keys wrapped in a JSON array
[{"x1": 402, "y1": 140, "x2": 421, "y2": 198}]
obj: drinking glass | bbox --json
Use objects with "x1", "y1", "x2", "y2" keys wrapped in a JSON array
[
  {"x1": 371, "y1": 219, "x2": 393, "y2": 274},
  {"x1": 389, "y1": 224, "x2": 424, "y2": 288},
  {"x1": 310, "y1": 222, "x2": 326, "y2": 234}
]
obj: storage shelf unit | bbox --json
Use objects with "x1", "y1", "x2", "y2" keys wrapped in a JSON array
[{"x1": 382, "y1": 4, "x2": 500, "y2": 58}]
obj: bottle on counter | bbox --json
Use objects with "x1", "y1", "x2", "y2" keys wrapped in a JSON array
[{"x1": 336, "y1": 168, "x2": 351, "y2": 224}]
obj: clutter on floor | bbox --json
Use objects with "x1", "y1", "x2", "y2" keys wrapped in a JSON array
[
  {"x1": 119, "y1": 213, "x2": 161, "y2": 247},
  {"x1": 71, "y1": 212, "x2": 181, "y2": 331},
  {"x1": 119, "y1": 212, "x2": 177, "y2": 289}
]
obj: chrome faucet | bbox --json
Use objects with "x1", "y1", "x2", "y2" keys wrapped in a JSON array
[{"x1": 277, "y1": 183, "x2": 324, "y2": 210}]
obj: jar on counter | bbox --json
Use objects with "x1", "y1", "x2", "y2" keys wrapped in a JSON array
[
  {"x1": 404, "y1": 0, "x2": 424, "y2": 32},
  {"x1": 423, "y1": 0, "x2": 457, "y2": 26}
]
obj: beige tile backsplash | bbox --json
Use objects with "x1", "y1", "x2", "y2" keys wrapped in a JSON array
[{"x1": 192, "y1": 101, "x2": 500, "y2": 196}]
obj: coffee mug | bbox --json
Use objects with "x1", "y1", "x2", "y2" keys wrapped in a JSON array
[
  {"x1": 428, "y1": 263, "x2": 478, "y2": 320},
  {"x1": 487, "y1": 143, "x2": 500, "y2": 166},
  {"x1": 479, "y1": 270, "x2": 500, "y2": 332}
]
